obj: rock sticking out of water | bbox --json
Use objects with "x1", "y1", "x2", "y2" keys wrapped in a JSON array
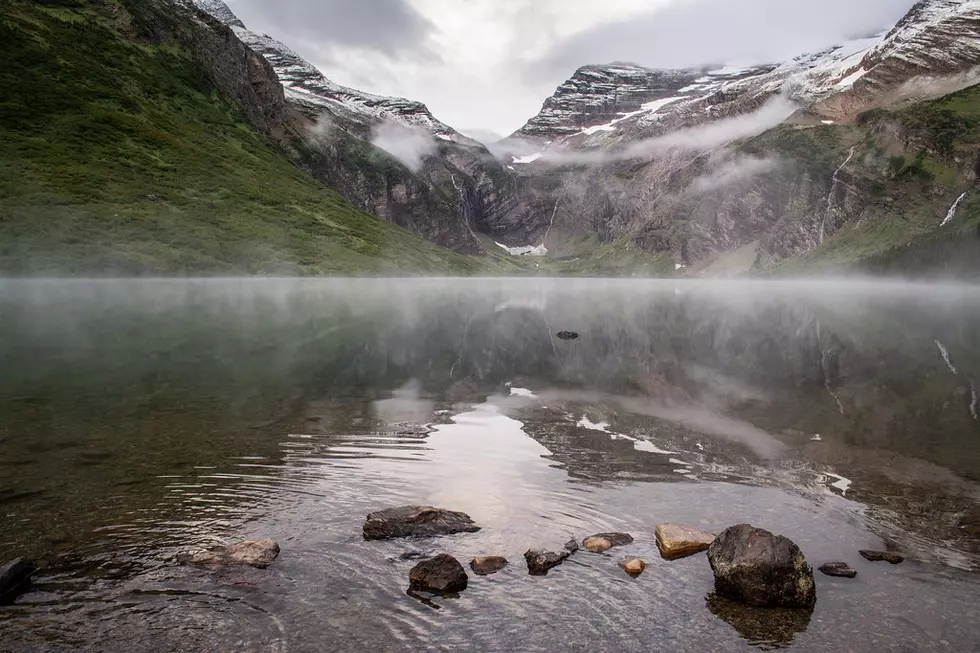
[
  {"x1": 655, "y1": 523, "x2": 716, "y2": 560},
  {"x1": 564, "y1": 539, "x2": 580, "y2": 554},
  {"x1": 409, "y1": 554, "x2": 468, "y2": 593},
  {"x1": 556, "y1": 331, "x2": 579, "y2": 341},
  {"x1": 0, "y1": 558, "x2": 37, "y2": 604},
  {"x1": 859, "y1": 550, "x2": 905, "y2": 564},
  {"x1": 525, "y1": 548, "x2": 573, "y2": 576},
  {"x1": 470, "y1": 556, "x2": 509, "y2": 576},
  {"x1": 818, "y1": 562, "x2": 857, "y2": 578},
  {"x1": 619, "y1": 557, "x2": 646, "y2": 577},
  {"x1": 178, "y1": 539, "x2": 280, "y2": 569},
  {"x1": 363, "y1": 506, "x2": 481, "y2": 540},
  {"x1": 582, "y1": 532, "x2": 634, "y2": 553},
  {"x1": 707, "y1": 524, "x2": 816, "y2": 609}
]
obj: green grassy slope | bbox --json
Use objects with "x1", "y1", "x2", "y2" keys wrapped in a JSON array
[
  {"x1": 754, "y1": 85, "x2": 980, "y2": 276},
  {"x1": 0, "y1": 0, "x2": 483, "y2": 275}
]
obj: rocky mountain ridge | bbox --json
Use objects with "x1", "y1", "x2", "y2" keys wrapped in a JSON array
[{"x1": 502, "y1": 0, "x2": 980, "y2": 273}]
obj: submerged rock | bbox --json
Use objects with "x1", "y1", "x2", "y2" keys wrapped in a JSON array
[
  {"x1": 470, "y1": 556, "x2": 508, "y2": 576},
  {"x1": 556, "y1": 331, "x2": 580, "y2": 341},
  {"x1": 859, "y1": 550, "x2": 905, "y2": 564},
  {"x1": 707, "y1": 524, "x2": 816, "y2": 609},
  {"x1": 619, "y1": 557, "x2": 646, "y2": 577},
  {"x1": 178, "y1": 539, "x2": 280, "y2": 569},
  {"x1": 818, "y1": 562, "x2": 857, "y2": 578},
  {"x1": 524, "y1": 548, "x2": 572, "y2": 575},
  {"x1": 409, "y1": 554, "x2": 468, "y2": 593},
  {"x1": 655, "y1": 523, "x2": 715, "y2": 560},
  {"x1": 0, "y1": 558, "x2": 37, "y2": 604},
  {"x1": 363, "y1": 506, "x2": 480, "y2": 540},
  {"x1": 582, "y1": 532, "x2": 633, "y2": 553}
]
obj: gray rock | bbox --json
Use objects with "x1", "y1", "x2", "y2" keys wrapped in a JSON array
[
  {"x1": 363, "y1": 506, "x2": 481, "y2": 540},
  {"x1": 818, "y1": 562, "x2": 857, "y2": 578},
  {"x1": 178, "y1": 539, "x2": 280, "y2": 569},
  {"x1": 524, "y1": 548, "x2": 572, "y2": 576},
  {"x1": 409, "y1": 554, "x2": 468, "y2": 593},
  {"x1": 0, "y1": 558, "x2": 37, "y2": 604},
  {"x1": 859, "y1": 550, "x2": 904, "y2": 564},
  {"x1": 563, "y1": 539, "x2": 580, "y2": 554},
  {"x1": 470, "y1": 556, "x2": 508, "y2": 576},
  {"x1": 707, "y1": 524, "x2": 816, "y2": 609}
]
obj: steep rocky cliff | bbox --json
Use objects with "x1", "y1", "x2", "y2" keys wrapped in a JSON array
[
  {"x1": 505, "y1": 0, "x2": 980, "y2": 275},
  {"x1": 188, "y1": 0, "x2": 546, "y2": 255}
]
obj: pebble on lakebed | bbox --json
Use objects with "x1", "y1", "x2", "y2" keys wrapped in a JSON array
[
  {"x1": 619, "y1": 557, "x2": 646, "y2": 577},
  {"x1": 470, "y1": 556, "x2": 508, "y2": 576},
  {"x1": 582, "y1": 532, "x2": 634, "y2": 553},
  {"x1": 178, "y1": 539, "x2": 280, "y2": 569},
  {"x1": 818, "y1": 562, "x2": 857, "y2": 578},
  {"x1": 859, "y1": 550, "x2": 905, "y2": 564}
]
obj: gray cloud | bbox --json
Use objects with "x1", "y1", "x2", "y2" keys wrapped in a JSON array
[
  {"x1": 528, "y1": 0, "x2": 914, "y2": 84},
  {"x1": 228, "y1": 0, "x2": 434, "y2": 57}
]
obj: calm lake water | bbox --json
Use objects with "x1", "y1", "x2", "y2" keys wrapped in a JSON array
[{"x1": 1, "y1": 278, "x2": 980, "y2": 652}]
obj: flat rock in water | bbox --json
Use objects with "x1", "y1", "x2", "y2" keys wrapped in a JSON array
[
  {"x1": 818, "y1": 562, "x2": 857, "y2": 578},
  {"x1": 470, "y1": 556, "x2": 508, "y2": 576},
  {"x1": 524, "y1": 549, "x2": 571, "y2": 576},
  {"x1": 619, "y1": 557, "x2": 646, "y2": 577},
  {"x1": 363, "y1": 506, "x2": 480, "y2": 540},
  {"x1": 410, "y1": 554, "x2": 468, "y2": 593},
  {"x1": 583, "y1": 532, "x2": 633, "y2": 553},
  {"x1": 655, "y1": 523, "x2": 715, "y2": 560},
  {"x1": 859, "y1": 550, "x2": 904, "y2": 564},
  {"x1": 0, "y1": 558, "x2": 37, "y2": 604},
  {"x1": 178, "y1": 539, "x2": 280, "y2": 569},
  {"x1": 707, "y1": 524, "x2": 816, "y2": 609},
  {"x1": 556, "y1": 331, "x2": 579, "y2": 341}
]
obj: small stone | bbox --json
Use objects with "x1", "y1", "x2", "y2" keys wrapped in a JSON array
[
  {"x1": 707, "y1": 524, "x2": 816, "y2": 609},
  {"x1": 582, "y1": 532, "x2": 633, "y2": 553},
  {"x1": 409, "y1": 554, "x2": 468, "y2": 593},
  {"x1": 619, "y1": 557, "x2": 646, "y2": 577},
  {"x1": 524, "y1": 549, "x2": 571, "y2": 575},
  {"x1": 583, "y1": 537, "x2": 613, "y2": 553},
  {"x1": 564, "y1": 539, "x2": 580, "y2": 553},
  {"x1": 363, "y1": 506, "x2": 480, "y2": 540},
  {"x1": 556, "y1": 331, "x2": 579, "y2": 341},
  {"x1": 655, "y1": 523, "x2": 715, "y2": 560},
  {"x1": 470, "y1": 556, "x2": 508, "y2": 576},
  {"x1": 818, "y1": 562, "x2": 857, "y2": 578},
  {"x1": 859, "y1": 550, "x2": 904, "y2": 564},
  {"x1": 178, "y1": 539, "x2": 280, "y2": 569},
  {"x1": 0, "y1": 558, "x2": 37, "y2": 604}
]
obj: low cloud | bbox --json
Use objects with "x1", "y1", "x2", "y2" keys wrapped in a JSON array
[
  {"x1": 370, "y1": 122, "x2": 437, "y2": 171},
  {"x1": 687, "y1": 155, "x2": 782, "y2": 194},
  {"x1": 542, "y1": 96, "x2": 798, "y2": 165}
]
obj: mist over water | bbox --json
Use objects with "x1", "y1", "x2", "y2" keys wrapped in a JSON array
[{"x1": 2, "y1": 277, "x2": 980, "y2": 652}]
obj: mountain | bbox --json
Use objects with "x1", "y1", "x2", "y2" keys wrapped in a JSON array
[
  {"x1": 0, "y1": 0, "x2": 490, "y2": 274},
  {"x1": 505, "y1": 0, "x2": 980, "y2": 276},
  {"x1": 189, "y1": 0, "x2": 547, "y2": 256}
]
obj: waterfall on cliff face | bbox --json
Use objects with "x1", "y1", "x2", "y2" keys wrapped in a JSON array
[
  {"x1": 941, "y1": 192, "x2": 968, "y2": 226},
  {"x1": 450, "y1": 174, "x2": 483, "y2": 249},
  {"x1": 820, "y1": 146, "x2": 857, "y2": 245}
]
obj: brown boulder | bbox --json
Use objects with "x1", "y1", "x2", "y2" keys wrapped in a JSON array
[
  {"x1": 655, "y1": 523, "x2": 715, "y2": 560},
  {"x1": 707, "y1": 524, "x2": 816, "y2": 609},
  {"x1": 619, "y1": 557, "x2": 646, "y2": 577},
  {"x1": 582, "y1": 532, "x2": 633, "y2": 553},
  {"x1": 409, "y1": 554, "x2": 468, "y2": 593},
  {"x1": 859, "y1": 550, "x2": 904, "y2": 564},
  {"x1": 363, "y1": 506, "x2": 480, "y2": 540}
]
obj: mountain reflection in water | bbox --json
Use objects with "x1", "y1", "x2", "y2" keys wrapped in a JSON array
[{"x1": 1, "y1": 278, "x2": 979, "y2": 652}]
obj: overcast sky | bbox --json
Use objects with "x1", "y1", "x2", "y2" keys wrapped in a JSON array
[{"x1": 226, "y1": 0, "x2": 915, "y2": 137}]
